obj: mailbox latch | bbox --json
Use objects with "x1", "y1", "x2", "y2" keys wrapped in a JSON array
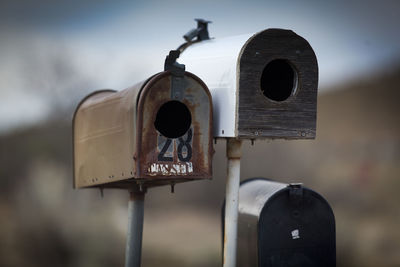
[
  {"x1": 289, "y1": 183, "x2": 304, "y2": 206},
  {"x1": 165, "y1": 50, "x2": 185, "y2": 100}
]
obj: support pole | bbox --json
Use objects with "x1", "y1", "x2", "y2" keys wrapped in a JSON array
[
  {"x1": 125, "y1": 189, "x2": 145, "y2": 267},
  {"x1": 223, "y1": 138, "x2": 242, "y2": 267}
]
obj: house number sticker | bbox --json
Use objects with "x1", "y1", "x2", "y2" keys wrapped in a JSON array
[
  {"x1": 147, "y1": 128, "x2": 194, "y2": 176},
  {"x1": 157, "y1": 128, "x2": 193, "y2": 162}
]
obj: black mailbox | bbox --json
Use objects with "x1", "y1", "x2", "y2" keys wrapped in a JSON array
[{"x1": 223, "y1": 178, "x2": 335, "y2": 267}]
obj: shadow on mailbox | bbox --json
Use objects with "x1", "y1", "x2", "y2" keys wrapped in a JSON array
[
  {"x1": 223, "y1": 178, "x2": 336, "y2": 267},
  {"x1": 73, "y1": 71, "x2": 213, "y2": 189}
]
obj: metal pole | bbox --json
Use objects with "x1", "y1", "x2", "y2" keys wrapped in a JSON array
[
  {"x1": 223, "y1": 138, "x2": 242, "y2": 267},
  {"x1": 125, "y1": 189, "x2": 145, "y2": 267}
]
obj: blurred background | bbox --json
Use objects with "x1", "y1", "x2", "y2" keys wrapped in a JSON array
[{"x1": 1, "y1": 0, "x2": 400, "y2": 266}]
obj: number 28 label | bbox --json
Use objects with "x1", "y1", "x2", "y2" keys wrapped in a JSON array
[{"x1": 157, "y1": 128, "x2": 193, "y2": 162}]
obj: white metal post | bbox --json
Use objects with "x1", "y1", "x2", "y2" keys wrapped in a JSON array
[
  {"x1": 223, "y1": 138, "x2": 242, "y2": 267},
  {"x1": 125, "y1": 190, "x2": 145, "y2": 267}
]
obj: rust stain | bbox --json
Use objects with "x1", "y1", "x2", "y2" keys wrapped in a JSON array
[{"x1": 135, "y1": 71, "x2": 213, "y2": 187}]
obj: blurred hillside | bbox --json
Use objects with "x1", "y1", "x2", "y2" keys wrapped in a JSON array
[{"x1": 1, "y1": 66, "x2": 400, "y2": 267}]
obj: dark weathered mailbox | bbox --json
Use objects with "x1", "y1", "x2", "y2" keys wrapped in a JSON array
[
  {"x1": 73, "y1": 71, "x2": 213, "y2": 189},
  {"x1": 223, "y1": 178, "x2": 335, "y2": 267}
]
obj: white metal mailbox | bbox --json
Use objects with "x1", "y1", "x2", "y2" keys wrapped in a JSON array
[{"x1": 179, "y1": 29, "x2": 318, "y2": 139}]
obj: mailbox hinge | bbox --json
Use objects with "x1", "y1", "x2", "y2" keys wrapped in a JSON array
[
  {"x1": 183, "y1": 18, "x2": 211, "y2": 42},
  {"x1": 165, "y1": 50, "x2": 186, "y2": 100},
  {"x1": 178, "y1": 18, "x2": 212, "y2": 53},
  {"x1": 165, "y1": 18, "x2": 212, "y2": 100}
]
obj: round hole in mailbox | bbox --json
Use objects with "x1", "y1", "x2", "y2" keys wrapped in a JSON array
[
  {"x1": 260, "y1": 59, "x2": 298, "y2": 102},
  {"x1": 154, "y1": 100, "x2": 192, "y2": 138}
]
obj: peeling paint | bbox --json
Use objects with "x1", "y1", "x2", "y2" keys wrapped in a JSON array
[{"x1": 147, "y1": 162, "x2": 193, "y2": 176}]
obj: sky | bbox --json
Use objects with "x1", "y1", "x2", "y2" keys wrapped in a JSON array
[{"x1": 1, "y1": 0, "x2": 400, "y2": 133}]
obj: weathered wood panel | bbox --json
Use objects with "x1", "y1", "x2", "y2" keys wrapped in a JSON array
[{"x1": 238, "y1": 29, "x2": 318, "y2": 139}]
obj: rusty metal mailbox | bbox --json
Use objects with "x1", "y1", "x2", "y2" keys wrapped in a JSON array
[{"x1": 73, "y1": 71, "x2": 213, "y2": 189}]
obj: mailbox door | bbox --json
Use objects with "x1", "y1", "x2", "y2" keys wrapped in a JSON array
[
  {"x1": 135, "y1": 71, "x2": 213, "y2": 186},
  {"x1": 234, "y1": 178, "x2": 335, "y2": 267},
  {"x1": 237, "y1": 29, "x2": 318, "y2": 139},
  {"x1": 258, "y1": 187, "x2": 336, "y2": 267}
]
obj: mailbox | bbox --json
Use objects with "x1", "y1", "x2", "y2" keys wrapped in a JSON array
[
  {"x1": 73, "y1": 71, "x2": 213, "y2": 189},
  {"x1": 179, "y1": 29, "x2": 318, "y2": 139},
  {"x1": 223, "y1": 178, "x2": 335, "y2": 267}
]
